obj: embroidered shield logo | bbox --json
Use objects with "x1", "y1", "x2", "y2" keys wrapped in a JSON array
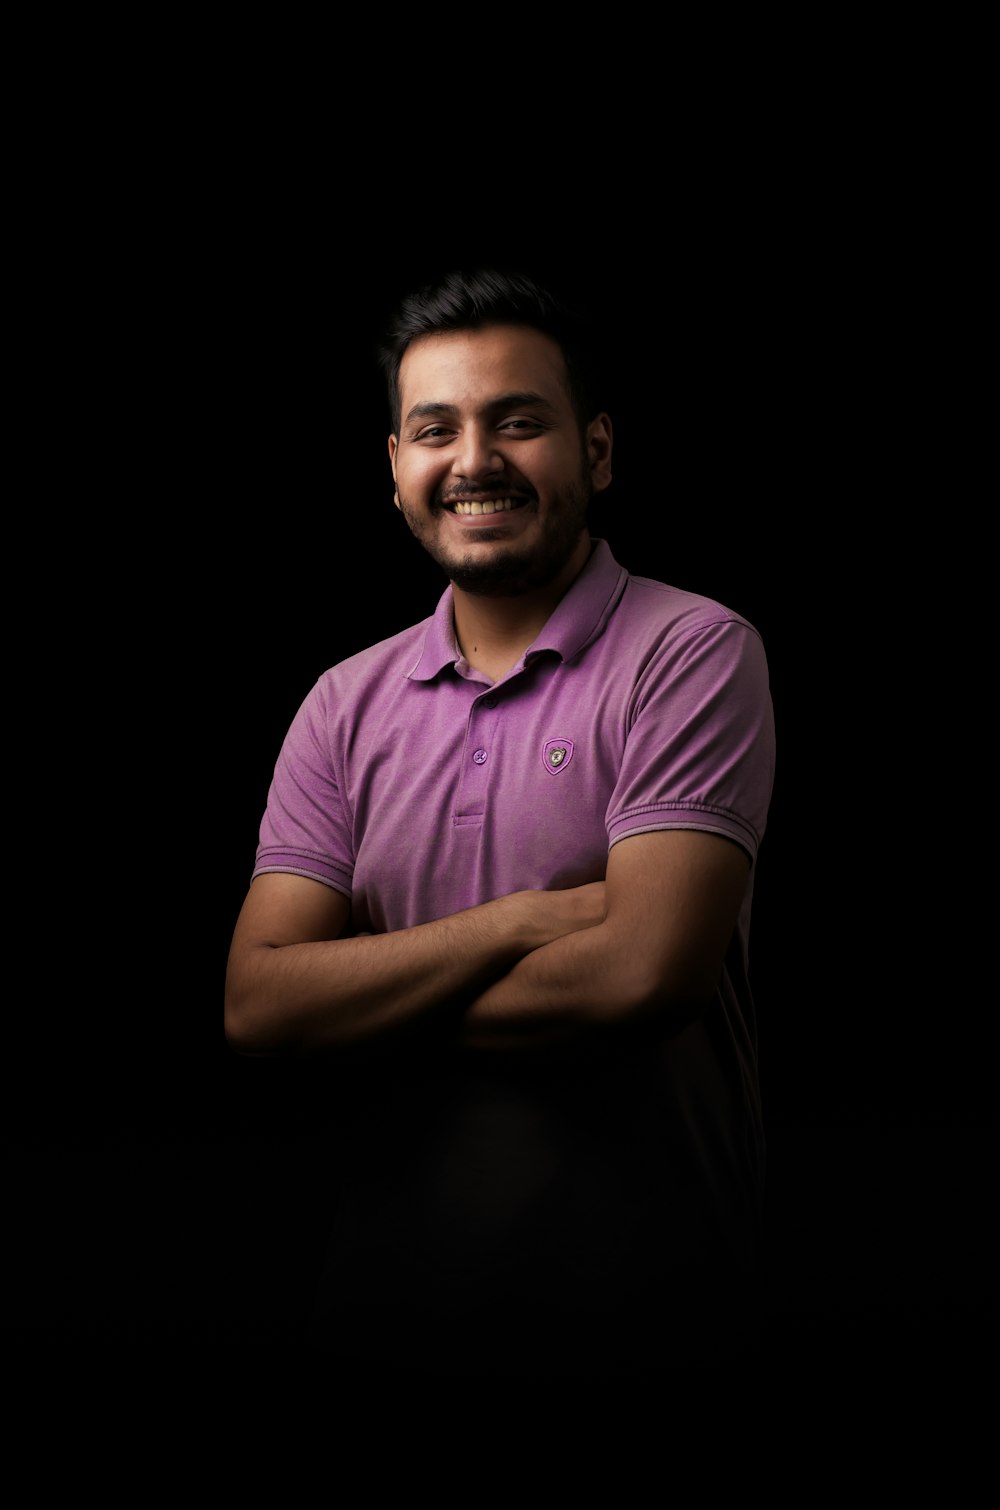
[{"x1": 542, "y1": 739, "x2": 575, "y2": 774}]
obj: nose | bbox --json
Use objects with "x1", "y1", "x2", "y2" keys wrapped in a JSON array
[{"x1": 451, "y1": 423, "x2": 504, "y2": 480}]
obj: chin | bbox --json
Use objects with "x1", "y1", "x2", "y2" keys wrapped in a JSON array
[{"x1": 448, "y1": 543, "x2": 569, "y2": 598}]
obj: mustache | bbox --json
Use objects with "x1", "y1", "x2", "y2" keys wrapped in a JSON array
[{"x1": 437, "y1": 479, "x2": 529, "y2": 504}]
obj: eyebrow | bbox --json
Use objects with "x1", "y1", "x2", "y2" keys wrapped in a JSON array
[{"x1": 403, "y1": 391, "x2": 559, "y2": 427}]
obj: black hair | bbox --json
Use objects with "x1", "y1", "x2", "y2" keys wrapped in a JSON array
[{"x1": 377, "y1": 266, "x2": 603, "y2": 436}]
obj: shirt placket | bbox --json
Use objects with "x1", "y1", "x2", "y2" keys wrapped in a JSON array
[{"x1": 454, "y1": 691, "x2": 501, "y2": 823}]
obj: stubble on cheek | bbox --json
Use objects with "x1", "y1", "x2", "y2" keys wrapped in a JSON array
[{"x1": 396, "y1": 468, "x2": 593, "y2": 595}]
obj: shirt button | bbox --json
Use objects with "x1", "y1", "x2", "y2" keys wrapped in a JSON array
[
  {"x1": 483, "y1": 695, "x2": 497, "y2": 709},
  {"x1": 472, "y1": 748, "x2": 488, "y2": 765}
]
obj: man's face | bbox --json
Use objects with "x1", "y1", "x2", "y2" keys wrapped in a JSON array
[{"x1": 388, "y1": 323, "x2": 612, "y2": 597}]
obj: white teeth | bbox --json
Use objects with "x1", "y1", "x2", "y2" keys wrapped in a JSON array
[{"x1": 452, "y1": 498, "x2": 515, "y2": 515}]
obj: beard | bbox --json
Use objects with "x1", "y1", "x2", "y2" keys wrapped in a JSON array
[{"x1": 397, "y1": 470, "x2": 594, "y2": 599}]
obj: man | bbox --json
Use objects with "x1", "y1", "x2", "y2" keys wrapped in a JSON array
[{"x1": 225, "y1": 267, "x2": 776, "y2": 1379}]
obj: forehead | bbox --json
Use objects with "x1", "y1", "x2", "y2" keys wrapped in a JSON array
[{"x1": 398, "y1": 323, "x2": 571, "y2": 413}]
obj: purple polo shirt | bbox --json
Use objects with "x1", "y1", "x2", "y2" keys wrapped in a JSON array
[
  {"x1": 254, "y1": 539, "x2": 775, "y2": 947},
  {"x1": 257, "y1": 539, "x2": 778, "y2": 1339}
]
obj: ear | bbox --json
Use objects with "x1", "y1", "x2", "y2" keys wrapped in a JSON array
[
  {"x1": 587, "y1": 414, "x2": 613, "y2": 494},
  {"x1": 388, "y1": 434, "x2": 401, "y2": 509}
]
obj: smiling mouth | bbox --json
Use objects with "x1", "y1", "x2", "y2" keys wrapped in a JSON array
[{"x1": 444, "y1": 497, "x2": 527, "y2": 516}]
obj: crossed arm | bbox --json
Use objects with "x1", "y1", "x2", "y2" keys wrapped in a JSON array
[{"x1": 223, "y1": 828, "x2": 750, "y2": 1059}]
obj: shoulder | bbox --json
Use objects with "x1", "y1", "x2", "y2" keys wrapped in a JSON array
[
  {"x1": 279, "y1": 619, "x2": 435, "y2": 751},
  {"x1": 610, "y1": 576, "x2": 769, "y2": 686},
  {"x1": 577, "y1": 543, "x2": 766, "y2": 665},
  {"x1": 622, "y1": 572, "x2": 762, "y2": 640},
  {"x1": 313, "y1": 617, "x2": 435, "y2": 696}
]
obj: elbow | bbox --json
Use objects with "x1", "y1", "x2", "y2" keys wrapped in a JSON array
[
  {"x1": 224, "y1": 999, "x2": 266, "y2": 1058},
  {"x1": 224, "y1": 981, "x2": 289, "y2": 1058},
  {"x1": 224, "y1": 1007, "x2": 255, "y2": 1058},
  {"x1": 600, "y1": 959, "x2": 717, "y2": 1041}
]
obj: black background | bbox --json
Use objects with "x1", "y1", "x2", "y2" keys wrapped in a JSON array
[{"x1": 3, "y1": 133, "x2": 993, "y2": 1397}]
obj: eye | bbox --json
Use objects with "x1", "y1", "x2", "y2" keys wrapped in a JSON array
[{"x1": 499, "y1": 417, "x2": 546, "y2": 435}]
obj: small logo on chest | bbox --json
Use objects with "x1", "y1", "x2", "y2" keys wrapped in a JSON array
[{"x1": 542, "y1": 738, "x2": 575, "y2": 775}]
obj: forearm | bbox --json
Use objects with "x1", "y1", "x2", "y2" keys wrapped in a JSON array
[
  {"x1": 225, "y1": 883, "x2": 605, "y2": 1057},
  {"x1": 457, "y1": 917, "x2": 707, "y2": 1056},
  {"x1": 458, "y1": 830, "x2": 750, "y2": 1056},
  {"x1": 458, "y1": 921, "x2": 630, "y2": 1054}
]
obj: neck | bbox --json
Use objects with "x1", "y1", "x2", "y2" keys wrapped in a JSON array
[
  {"x1": 451, "y1": 540, "x2": 590, "y2": 682},
  {"x1": 452, "y1": 602, "x2": 548, "y2": 683}
]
